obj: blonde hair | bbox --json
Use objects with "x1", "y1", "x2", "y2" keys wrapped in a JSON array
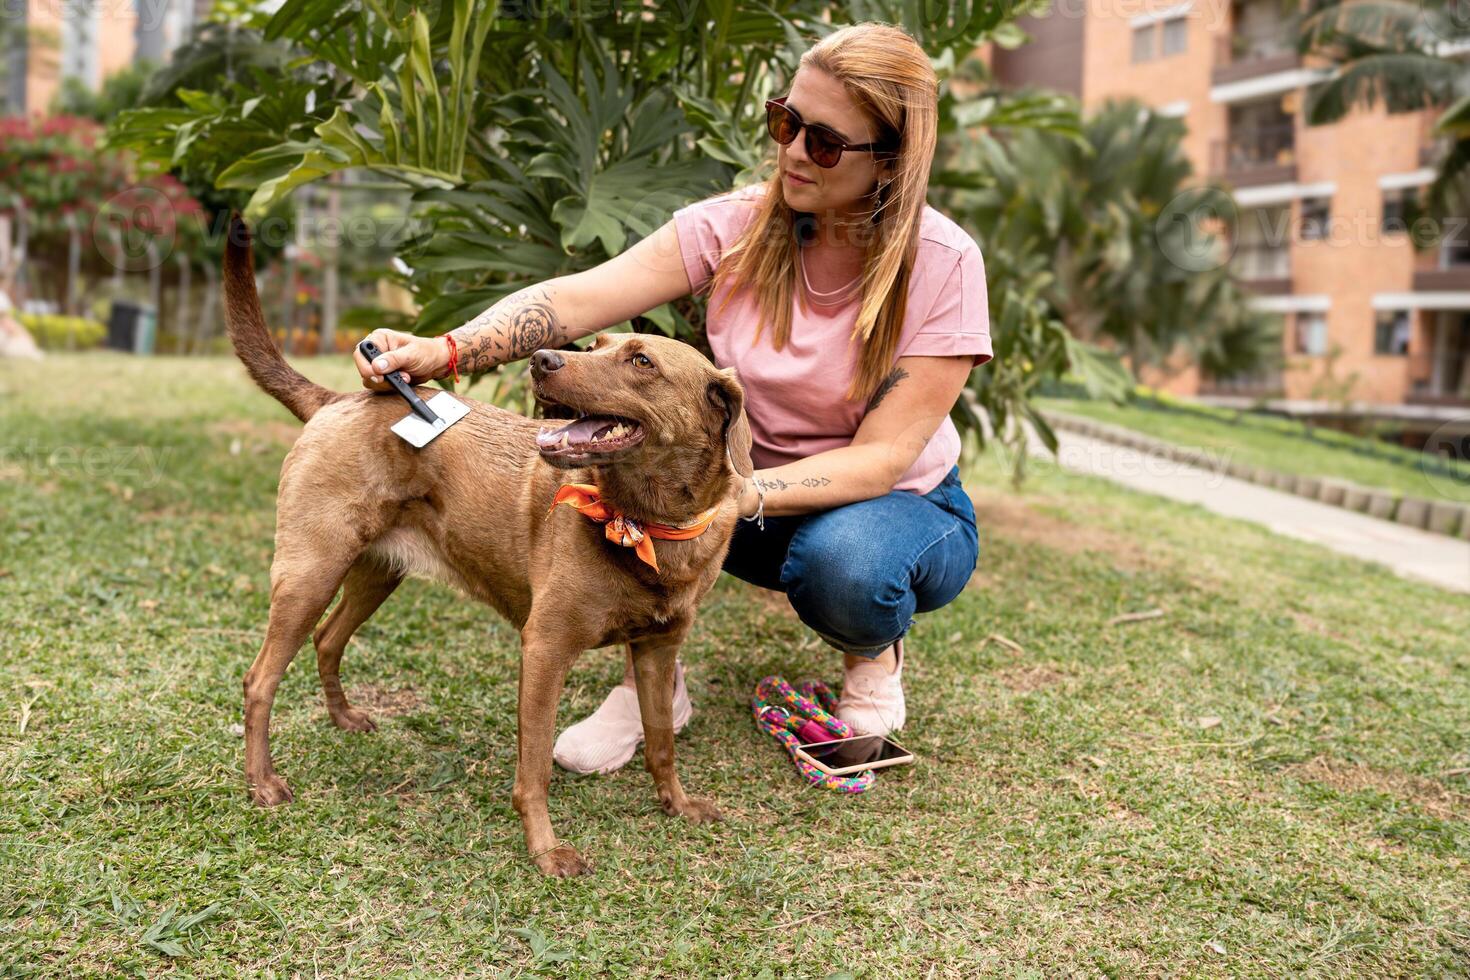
[{"x1": 703, "y1": 22, "x2": 939, "y2": 402}]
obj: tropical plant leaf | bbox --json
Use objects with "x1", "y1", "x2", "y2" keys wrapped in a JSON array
[
  {"x1": 1304, "y1": 53, "x2": 1454, "y2": 123},
  {"x1": 102, "y1": 0, "x2": 1153, "y2": 486},
  {"x1": 1062, "y1": 333, "x2": 1132, "y2": 403}
]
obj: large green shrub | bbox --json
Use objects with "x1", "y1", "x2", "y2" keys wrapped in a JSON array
[
  {"x1": 109, "y1": 1, "x2": 1140, "y2": 475},
  {"x1": 17, "y1": 313, "x2": 108, "y2": 350},
  {"x1": 954, "y1": 98, "x2": 1280, "y2": 387}
]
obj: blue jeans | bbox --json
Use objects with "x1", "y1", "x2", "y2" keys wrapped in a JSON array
[{"x1": 722, "y1": 464, "x2": 980, "y2": 658}]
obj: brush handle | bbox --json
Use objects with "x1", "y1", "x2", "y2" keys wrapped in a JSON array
[{"x1": 359, "y1": 340, "x2": 440, "y2": 425}]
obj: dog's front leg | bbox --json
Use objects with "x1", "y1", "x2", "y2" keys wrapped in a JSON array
[
  {"x1": 631, "y1": 630, "x2": 722, "y2": 824},
  {"x1": 512, "y1": 628, "x2": 591, "y2": 877}
]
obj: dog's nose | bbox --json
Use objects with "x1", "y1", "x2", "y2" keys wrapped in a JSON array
[{"x1": 530, "y1": 350, "x2": 564, "y2": 376}]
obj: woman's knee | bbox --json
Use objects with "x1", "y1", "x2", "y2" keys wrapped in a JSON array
[
  {"x1": 912, "y1": 523, "x2": 980, "y2": 614},
  {"x1": 779, "y1": 517, "x2": 914, "y2": 651},
  {"x1": 787, "y1": 584, "x2": 913, "y2": 653}
]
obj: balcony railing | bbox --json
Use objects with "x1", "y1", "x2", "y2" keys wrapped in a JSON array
[
  {"x1": 1231, "y1": 243, "x2": 1291, "y2": 283},
  {"x1": 1212, "y1": 33, "x2": 1301, "y2": 85},
  {"x1": 1413, "y1": 265, "x2": 1470, "y2": 291},
  {"x1": 1407, "y1": 352, "x2": 1470, "y2": 405},
  {"x1": 1211, "y1": 123, "x2": 1297, "y2": 186}
]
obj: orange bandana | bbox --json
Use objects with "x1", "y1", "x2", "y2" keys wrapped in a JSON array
[{"x1": 547, "y1": 483, "x2": 721, "y2": 572}]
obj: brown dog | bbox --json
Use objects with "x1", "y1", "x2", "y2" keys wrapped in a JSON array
[{"x1": 223, "y1": 220, "x2": 751, "y2": 876}]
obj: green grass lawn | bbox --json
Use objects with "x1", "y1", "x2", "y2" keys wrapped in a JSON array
[
  {"x1": 3, "y1": 353, "x2": 1469, "y2": 976},
  {"x1": 1040, "y1": 396, "x2": 1461, "y2": 500}
]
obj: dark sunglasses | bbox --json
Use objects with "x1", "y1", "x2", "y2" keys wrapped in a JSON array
[{"x1": 764, "y1": 96, "x2": 897, "y2": 169}]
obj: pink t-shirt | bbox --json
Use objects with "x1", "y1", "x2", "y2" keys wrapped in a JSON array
[{"x1": 673, "y1": 183, "x2": 992, "y2": 495}]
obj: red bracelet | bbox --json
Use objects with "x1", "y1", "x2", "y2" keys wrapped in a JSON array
[{"x1": 442, "y1": 334, "x2": 460, "y2": 383}]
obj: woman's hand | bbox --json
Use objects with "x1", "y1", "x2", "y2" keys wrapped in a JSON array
[{"x1": 353, "y1": 329, "x2": 450, "y2": 390}]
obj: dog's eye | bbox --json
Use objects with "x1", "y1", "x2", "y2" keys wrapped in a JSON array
[{"x1": 631, "y1": 353, "x2": 653, "y2": 369}]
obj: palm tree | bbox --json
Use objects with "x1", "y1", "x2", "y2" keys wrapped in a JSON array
[
  {"x1": 1299, "y1": 0, "x2": 1470, "y2": 217},
  {"x1": 953, "y1": 97, "x2": 1280, "y2": 384}
]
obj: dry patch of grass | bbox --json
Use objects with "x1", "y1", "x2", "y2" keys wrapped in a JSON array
[
  {"x1": 342, "y1": 684, "x2": 426, "y2": 718},
  {"x1": 971, "y1": 489, "x2": 1160, "y2": 571},
  {"x1": 1102, "y1": 800, "x2": 1158, "y2": 829},
  {"x1": 1285, "y1": 756, "x2": 1470, "y2": 822},
  {"x1": 744, "y1": 583, "x2": 799, "y2": 618},
  {"x1": 997, "y1": 664, "x2": 1066, "y2": 692},
  {"x1": 1286, "y1": 610, "x2": 1352, "y2": 643}
]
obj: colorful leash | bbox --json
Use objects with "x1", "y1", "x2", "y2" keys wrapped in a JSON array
[{"x1": 751, "y1": 675, "x2": 876, "y2": 794}]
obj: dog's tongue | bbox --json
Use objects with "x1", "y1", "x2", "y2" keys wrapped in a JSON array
[{"x1": 536, "y1": 415, "x2": 614, "y2": 449}]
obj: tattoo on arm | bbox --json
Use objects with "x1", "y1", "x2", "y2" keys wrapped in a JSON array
[
  {"x1": 448, "y1": 285, "x2": 569, "y2": 374},
  {"x1": 865, "y1": 366, "x2": 908, "y2": 412},
  {"x1": 755, "y1": 475, "x2": 830, "y2": 493}
]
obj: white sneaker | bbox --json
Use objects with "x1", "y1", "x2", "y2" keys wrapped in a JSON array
[
  {"x1": 835, "y1": 640, "x2": 906, "y2": 736},
  {"x1": 553, "y1": 660, "x2": 693, "y2": 775}
]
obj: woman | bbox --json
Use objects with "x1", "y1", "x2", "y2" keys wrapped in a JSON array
[{"x1": 354, "y1": 22, "x2": 990, "y2": 774}]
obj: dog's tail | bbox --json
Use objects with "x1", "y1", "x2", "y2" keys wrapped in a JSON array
[{"x1": 223, "y1": 214, "x2": 339, "y2": 423}]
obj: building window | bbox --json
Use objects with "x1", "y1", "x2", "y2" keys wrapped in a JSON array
[
  {"x1": 1161, "y1": 17, "x2": 1188, "y2": 55},
  {"x1": 1132, "y1": 25, "x2": 1156, "y2": 62},
  {"x1": 1294, "y1": 312, "x2": 1328, "y2": 355},
  {"x1": 1224, "y1": 97, "x2": 1296, "y2": 172},
  {"x1": 1382, "y1": 187, "x2": 1418, "y2": 234},
  {"x1": 1233, "y1": 0, "x2": 1294, "y2": 60},
  {"x1": 1442, "y1": 234, "x2": 1470, "y2": 267},
  {"x1": 1133, "y1": 18, "x2": 1187, "y2": 62},
  {"x1": 1231, "y1": 204, "x2": 1291, "y2": 280},
  {"x1": 1299, "y1": 197, "x2": 1330, "y2": 241},
  {"x1": 1374, "y1": 310, "x2": 1410, "y2": 355}
]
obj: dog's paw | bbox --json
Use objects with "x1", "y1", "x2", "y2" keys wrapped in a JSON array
[
  {"x1": 533, "y1": 844, "x2": 593, "y2": 878},
  {"x1": 664, "y1": 795, "x2": 723, "y2": 824},
  {"x1": 249, "y1": 773, "x2": 294, "y2": 807},
  {"x1": 328, "y1": 706, "x2": 377, "y2": 733}
]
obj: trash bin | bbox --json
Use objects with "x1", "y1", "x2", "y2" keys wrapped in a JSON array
[
  {"x1": 134, "y1": 307, "x2": 157, "y2": 355},
  {"x1": 106, "y1": 302, "x2": 157, "y2": 355}
]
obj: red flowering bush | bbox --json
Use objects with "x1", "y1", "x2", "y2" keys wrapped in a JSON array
[
  {"x1": 0, "y1": 116, "x2": 130, "y2": 238},
  {"x1": 0, "y1": 114, "x2": 207, "y2": 298}
]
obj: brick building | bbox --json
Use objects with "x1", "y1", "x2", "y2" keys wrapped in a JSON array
[{"x1": 990, "y1": 0, "x2": 1470, "y2": 408}]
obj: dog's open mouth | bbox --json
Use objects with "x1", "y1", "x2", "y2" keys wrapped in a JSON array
[{"x1": 536, "y1": 414, "x2": 646, "y2": 463}]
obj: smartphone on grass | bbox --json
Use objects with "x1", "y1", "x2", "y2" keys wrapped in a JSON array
[{"x1": 792, "y1": 733, "x2": 915, "y2": 776}]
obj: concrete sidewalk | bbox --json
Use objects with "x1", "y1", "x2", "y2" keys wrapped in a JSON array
[{"x1": 1035, "y1": 429, "x2": 1470, "y2": 595}]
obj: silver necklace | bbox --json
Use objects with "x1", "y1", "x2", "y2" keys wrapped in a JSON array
[{"x1": 799, "y1": 248, "x2": 861, "y2": 303}]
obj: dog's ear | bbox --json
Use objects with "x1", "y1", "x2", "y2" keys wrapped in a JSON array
[{"x1": 707, "y1": 368, "x2": 753, "y2": 478}]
